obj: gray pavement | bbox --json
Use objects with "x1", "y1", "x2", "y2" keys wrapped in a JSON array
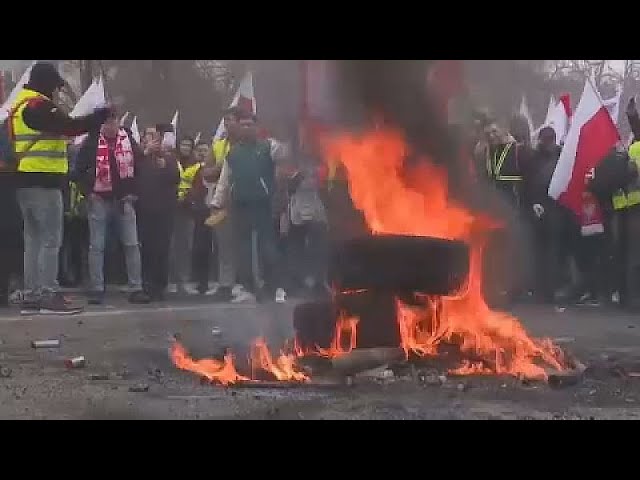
[{"x1": 1, "y1": 294, "x2": 640, "y2": 419}]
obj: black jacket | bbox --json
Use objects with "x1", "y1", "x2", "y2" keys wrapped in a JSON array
[
  {"x1": 521, "y1": 144, "x2": 561, "y2": 210},
  {"x1": 136, "y1": 153, "x2": 180, "y2": 214},
  {"x1": 72, "y1": 128, "x2": 141, "y2": 200}
]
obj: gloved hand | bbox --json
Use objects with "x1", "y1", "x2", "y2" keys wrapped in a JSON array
[{"x1": 533, "y1": 203, "x2": 545, "y2": 218}]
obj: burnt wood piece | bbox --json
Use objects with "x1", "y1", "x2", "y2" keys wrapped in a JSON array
[
  {"x1": 330, "y1": 347, "x2": 405, "y2": 376},
  {"x1": 331, "y1": 235, "x2": 470, "y2": 295},
  {"x1": 547, "y1": 359, "x2": 587, "y2": 389}
]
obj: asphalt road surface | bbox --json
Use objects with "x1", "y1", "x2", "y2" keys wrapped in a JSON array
[{"x1": 1, "y1": 293, "x2": 640, "y2": 420}]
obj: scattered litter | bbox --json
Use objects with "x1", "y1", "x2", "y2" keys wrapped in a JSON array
[
  {"x1": 148, "y1": 367, "x2": 164, "y2": 380},
  {"x1": 65, "y1": 356, "x2": 86, "y2": 369},
  {"x1": 211, "y1": 327, "x2": 222, "y2": 337},
  {"x1": 0, "y1": 367, "x2": 12, "y2": 378},
  {"x1": 129, "y1": 384, "x2": 149, "y2": 393},
  {"x1": 628, "y1": 325, "x2": 636, "y2": 329},
  {"x1": 31, "y1": 339, "x2": 60, "y2": 349},
  {"x1": 554, "y1": 306, "x2": 566, "y2": 313},
  {"x1": 89, "y1": 374, "x2": 109, "y2": 381},
  {"x1": 628, "y1": 372, "x2": 640, "y2": 378},
  {"x1": 423, "y1": 371, "x2": 444, "y2": 386},
  {"x1": 553, "y1": 337, "x2": 575, "y2": 345},
  {"x1": 625, "y1": 397, "x2": 636, "y2": 404},
  {"x1": 457, "y1": 383, "x2": 469, "y2": 392},
  {"x1": 588, "y1": 389, "x2": 597, "y2": 396},
  {"x1": 77, "y1": 320, "x2": 83, "y2": 325},
  {"x1": 356, "y1": 366, "x2": 393, "y2": 380}
]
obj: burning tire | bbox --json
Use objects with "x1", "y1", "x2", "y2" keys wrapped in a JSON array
[
  {"x1": 331, "y1": 234, "x2": 470, "y2": 295},
  {"x1": 293, "y1": 301, "x2": 337, "y2": 351}
]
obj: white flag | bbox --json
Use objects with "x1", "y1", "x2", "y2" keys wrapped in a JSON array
[
  {"x1": 71, "y1": 78, "x2": 107, "y2": 145},
  {"x1": 71, "y1": 77, "x2": 106, "y2": 118},
  {"x1": 602, "y1": 84, "x2": 622, "y2": 126},
  {"x1": 0, "y1": 60, "x2": 37, "y2": 122},
  {"x1": 171, "y1": 110, "x2": 179, "y2": 132},
  {"x1": 120, "y1": 111, "x2": 130, "y2": 126},
  {"x1": 130, "y1": 116, "x2": 140, "y2": 144},
  {"x1": 519, "y1": 95, "x2": 535, "y2": 142}
]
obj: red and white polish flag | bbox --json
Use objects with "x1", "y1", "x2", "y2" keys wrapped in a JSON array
[
  {"x1": 548, "y1": 77, "x2": 620, "y2": 219},
  {"x1": 213, "y1": 71, "x2": 256, "y2": 142}
]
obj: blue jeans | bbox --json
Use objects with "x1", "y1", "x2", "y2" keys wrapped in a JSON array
[
  {"x1": 88, "y1": 195, "x2": 142, "y2": 292},
  {"x1": 17, "y1": 187, "x2": 63, "y2": 295}
]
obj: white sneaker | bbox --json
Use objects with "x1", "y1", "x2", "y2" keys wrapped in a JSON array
[
  {"x1": 167, "y1": 284, "x2": 178, "y2": 294},
  {"x1": 183, "y1": 284, "x2": 199, "y2": 295},
  {"x1": 232, "y1": 284, "x2": 243, "y2": 297},
  {"x1": 275, "y1": 288, "x2": 287, "y2": 304},
  {"x1": 231, "y1": 290, "x2": 256, "y2": 303},
  {"x1": 205, "y1": 284, "x2": 220, "y2": 296}
]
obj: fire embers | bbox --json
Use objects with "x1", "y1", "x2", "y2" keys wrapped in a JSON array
[
  {"x1": 170, "y1": 338, "x2": 310, "y2": 386},
  {"x1": 170, "y1": 341, "x2": 249, "y2": 386}
]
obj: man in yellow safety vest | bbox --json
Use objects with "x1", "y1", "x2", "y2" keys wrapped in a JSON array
[{"x1": 10, "y1": 62, "x2": 111, "y2": 315}]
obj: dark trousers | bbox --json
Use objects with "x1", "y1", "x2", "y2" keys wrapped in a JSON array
[
  {"x1": 619, "y1": 207, "x2": 640, "y2": 308},
  {"x1": 59, "y1": 217, "x2": 89, "y2": 287},
  {"x1": 575, "y1": 233, "x2": 606, "y2": 299},
  {"x1": 287, "y1": 221, "x2": 329, "y2": 291},
  {"x1": 138, "y1": 209, "x2": 174, "y2": 295},
  {"x1": 531, "y1": 217, "x2": 561, "y2": 303},
  {"x1": 0, "y1": 239, "x2": 22, "y2": 306},
  {"x1": 192, "y1": 217, "x2": 216, "y2": 291},
  {"x1": 233, "y1": 203, "x2": 282, "y2": 294}
]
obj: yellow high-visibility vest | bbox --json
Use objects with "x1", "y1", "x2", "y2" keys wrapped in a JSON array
[
  {"x1": 177, "y1": 161, "x2": 202, "y2": 201},
  {"x1": 486, "y1": 142, "x2": 522, "y2": 182},
  {"x1": 613, "y1": 142, "x2": 640, "y2": 210},
  {"x1": 11, "y1": 88, "x2": 67, "y2": 174},
  {"x1": 212, "y1": 139, "x2": 231, "y2": 164}
]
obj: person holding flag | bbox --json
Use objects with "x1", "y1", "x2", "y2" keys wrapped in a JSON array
[{"x1": 549, "y1": 77, "x2": 620, "y2": 307}]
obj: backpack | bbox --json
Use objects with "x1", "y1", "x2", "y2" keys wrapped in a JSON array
[
  {"x1": 289, "y1": 168, "x2": 326, "y2": 225},
  {"x1": 0, "y1": 97, "x2": 40, "y2": 170}
]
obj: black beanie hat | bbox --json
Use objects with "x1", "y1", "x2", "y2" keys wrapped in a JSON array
[{"x1": 26, "y1": 62, "x2": 65, "y2": 97}]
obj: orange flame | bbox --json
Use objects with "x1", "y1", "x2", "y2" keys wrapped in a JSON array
[
  {"x1": 250, "y1": 338, "x2": 310, "y2": 382},
  {"x1": 170, "y1": 341, "x2": 249, "y2": 386},
  {"x1": 317, "y1": 313, "x2": 359, "y2": 358},
  {"x1": 322, "y1": 128, "x2": 568, "y2": 380}
]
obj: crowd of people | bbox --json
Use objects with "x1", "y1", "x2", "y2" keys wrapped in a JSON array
[
  {"x1": 0, "y1": 62, "x2": 331, "y2": 315},
  {"x1": 5, "y1": 61, "x2": 640, "y2": 317},
  {"x1": 471, "y1": 99, "x2": 640, "y2": 310}
]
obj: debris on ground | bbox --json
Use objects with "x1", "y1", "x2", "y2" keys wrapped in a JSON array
[
  {"x1": 89, "y1": 374, "x2": 109, "y2": 381},
  {"x1": 547, "y1": 359, "x2": 587, "y2": 389},
  {"x1": 0, "y1": 366, "x2": 12, "y2": 378},
  {"x1": 355, "y1": 366, "x2": 394, "y2": 381},
  {"x1": 211, "y1": 327, "x2": 222, "y2": 337},
  {"x1": 31, "y1": 339, "x2": 60, "y2": 349},
  {"x1": 129, "y1": 384, "x2": 150, "y2": 393},
  {"x1": 330, "y1": 348, "x2": 404, "y2": 376},
  {"x1": 65, "y1": 356, "x2": 86, "y2": 369},
  {"x1": 457, "y1": 382, "x2": 470, "y2": 392}
]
